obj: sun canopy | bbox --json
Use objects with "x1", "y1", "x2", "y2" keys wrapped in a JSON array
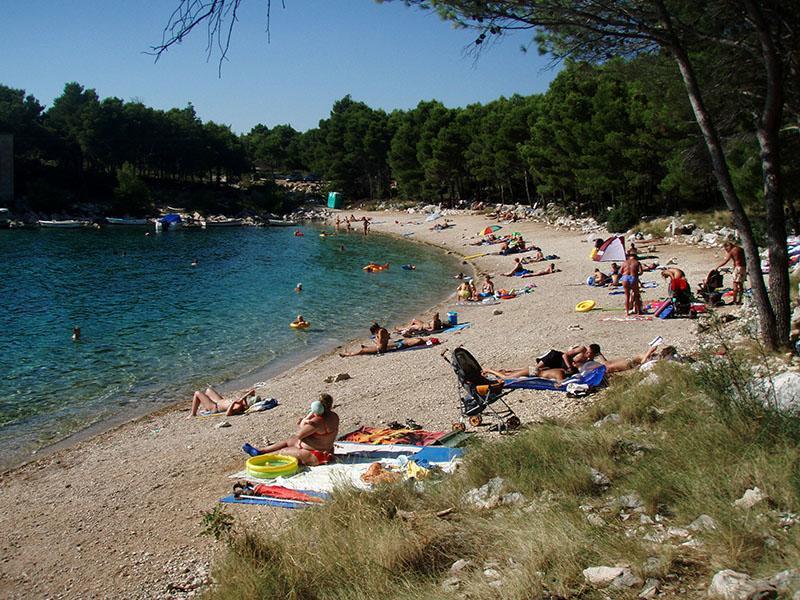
[
  {"x1": 593, "y1": 236, "x2": 626, "y2": 262},
  {"x1": 478, "y1": 225, "x2": 502, "y2": 236},
  {"x1": 159, "y1": 214, "x2": 182, "y2": 224}
]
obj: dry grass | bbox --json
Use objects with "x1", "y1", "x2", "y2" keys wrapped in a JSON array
[
  {"x1": 205, "y1": 356, "x2": 800, "y2": 600},
  {"x1": 632, "y1": 210, "x2": 734, "y2": 238}
]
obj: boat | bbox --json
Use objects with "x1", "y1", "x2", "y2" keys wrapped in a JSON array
[
  {"x1": 38, "y1": 220, "x2": 86, "y2": 228},
  {"x1": 205, "y1": 218, "x2": 245, "y2": 227},
  {"x1": 106, "y1": 217, "x2": 149, "y2": 226},
  {"x1": 155, "y1": 214, "x2": 182, "y2": 232},
  {"x1": 268, "y1": 219, "x2": 298, "y2": 227}
]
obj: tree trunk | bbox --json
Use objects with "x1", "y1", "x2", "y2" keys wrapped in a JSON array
[
  {"x1": 662, "y1": 19, "x2": 779, "y2": 348},
  {"x1": 524, "y1": 171, "x2": 532, "y2": 206},
  {"x1": 745, "y1": 0, "x2": 790, "y2": 347}
]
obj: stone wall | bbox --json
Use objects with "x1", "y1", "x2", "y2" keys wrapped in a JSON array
[{"x1": 0, "y1": 134, "x2": 13, "y2": 205}]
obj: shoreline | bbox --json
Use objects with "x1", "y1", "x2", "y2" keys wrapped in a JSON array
[
  {"x1": 1, "y1": 225, "x2": 467, "y2": 475},
  {"x1": 0, "y1": 210, "x2": 722, "y2": 599}
]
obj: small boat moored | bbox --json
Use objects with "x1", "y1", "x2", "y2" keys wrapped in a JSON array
[
  {"x1": 38, "y1": 220, "x2": 87, "y2": 229},
  {"x1": 106, "y1": 217, "x2": 149, "y2": 226},
  {"x1": 204, "y1": 218, "x2": 245, "y2": 227},
  {"x1": 268, "y1": 219, "x2": 298, "y2": 227}
]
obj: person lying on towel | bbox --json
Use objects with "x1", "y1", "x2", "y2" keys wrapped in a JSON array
[
  {"x1": 245, "y1": 393, "x2": 339, "y2": 466},
  {"x1": 339, "y1": 323, "x2": 436, "y2": 356}
]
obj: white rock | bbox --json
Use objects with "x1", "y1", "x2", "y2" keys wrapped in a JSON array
[
  {"x1": 450, "y1": 559, "x2": 471, "y2": 574},
  {"x1": 639, "y1": 577, "x2": 660, "y2": 599},
  {"x1": 587, "y1": 513, "x2": 607, "y2": 527},
  {"x1": 441, "y1": 576, "x2": 460, "y2": 591},
  {"x1": 688, "y1": 514, "x2": 718, "y2": 532},
  {"x1": 215, "y1": 421, "x2": 231, "y2": 429},
  {"x1": 769, "y1": 569, "x2": 800, "y2": 595},
  {"x1": 583, "y1": 566, "x2": 642, "y2": 589},
  {"x1": 591, "y1": 468, "x2": 611, "y2": 487},
  {"x1": 667, "y1": 527, "x2": 690, "y2": 539},
  {"x1": 707, "y1": 569, "x2": 777, "y2": 599},
  {"x1": 462, "y1": 477, "x2": 506, "y2": 510},
  {"x1": 500, "y1": 492, "x2": 526, "y2": 506},
  {"x1": 593, "y1": 413, "x2": 622, "y2": 428},
  {"x1": 752, "y1": 371, "x2": 800, "y2": 413},
  {"x1": 483, "y1": 568, "x2": 501, "y2": 580},
  {"x1": 733, "y1": 487, "x2": 768, "y2": 510},
  {"x1": 618, "y1": 493, "x2": 644, "y2": 509}
]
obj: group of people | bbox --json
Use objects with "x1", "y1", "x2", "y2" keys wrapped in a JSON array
[
  {"x1": 334, "y1": 215, "x2": 370, "y2": 235},
  {"x1": 483, "y1": 341, "x2": 680, "y2": 384}
]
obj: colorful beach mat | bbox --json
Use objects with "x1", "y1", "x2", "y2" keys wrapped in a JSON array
[{"x1": 339, "y1": 426, "x2": 446, "y2": 446}]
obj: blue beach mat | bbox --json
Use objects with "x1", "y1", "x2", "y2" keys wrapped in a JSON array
[
  {"x1": 439, "y1": 322, "x2": 470, "y2": 334},
  {"x1": 504, "y1": 365, "x2": 607, "y2": 392},
  {"x1": 220, "y1": 489, "x2": 329, "y2": 510}
]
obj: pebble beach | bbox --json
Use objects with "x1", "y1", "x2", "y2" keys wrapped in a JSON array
[{"x1": 0, "y1": 211, "x2": 725, "y2": 598}]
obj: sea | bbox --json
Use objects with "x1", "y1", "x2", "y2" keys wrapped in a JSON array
[{"x1": 0, "y1": 223, "x2": 461, "y2": 470}]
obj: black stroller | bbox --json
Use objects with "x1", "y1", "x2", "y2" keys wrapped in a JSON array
[
  {"x1": 697, "y1": 269, "x2": 725, "y2": 306},
  {"x1": 441, "y1": 347, "x2": 521, "y2": 433}
]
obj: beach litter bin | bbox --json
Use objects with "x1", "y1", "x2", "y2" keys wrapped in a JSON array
[
  {"x1": 327, "y1": 192, "x2": 343, "y2": 209},
  {"x1": 447, "y1": 311, "x2": 458, "y2": 326}
]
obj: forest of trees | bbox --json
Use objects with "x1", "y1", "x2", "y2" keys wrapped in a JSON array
[{"x1": 0, "y1": 55, "x2": 792, "y2": 230}]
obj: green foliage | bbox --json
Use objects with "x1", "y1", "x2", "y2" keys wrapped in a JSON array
[
  {"x1": 200, "y1": 504, "x2": 235, "y2": 542},
  {"x1": 112, "y1": 163, "x2": 150, "y2": 215},
  {"x1": 605, "y1": 202, "x2": 640, "y2": 232}
]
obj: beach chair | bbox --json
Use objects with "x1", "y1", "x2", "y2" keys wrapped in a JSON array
[{"x1": 441, "y1": 347, "x2": 521, "y2": 433}]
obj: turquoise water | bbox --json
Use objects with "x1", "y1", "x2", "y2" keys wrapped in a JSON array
[{"x1": 0, "y1": 225, "x2": 460, "y2": 468}]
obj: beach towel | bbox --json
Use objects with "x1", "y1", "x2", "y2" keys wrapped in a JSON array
[
  {"x1": 339, "y1": 426, "x2": 446, "y2": 446},
  {"x1": 600, "y1": 315, "x2": 654, "y2": 322},
  {"x1": 504, "y1": 365, "x2": 607, "y2": 392},
  {"x1": 220, "y1": 489, "x2": 328, "y2": 509}
]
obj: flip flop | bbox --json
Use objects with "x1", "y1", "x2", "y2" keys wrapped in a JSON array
[{"x1": 242, "y1": 443, "x2": 262, "y2": 457}]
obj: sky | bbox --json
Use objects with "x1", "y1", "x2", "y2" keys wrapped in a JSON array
[{"x1": 0, "y1": 0, "x2": 559, "y2": 133}]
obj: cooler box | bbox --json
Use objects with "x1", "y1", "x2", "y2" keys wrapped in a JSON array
[{"x1": 327, "y1": 192, "x2": 343, "y2": 209}]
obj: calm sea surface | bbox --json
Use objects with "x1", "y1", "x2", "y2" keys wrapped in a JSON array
[{"x1": 0, "y1": 224, "x2": 460, "y2": 469}]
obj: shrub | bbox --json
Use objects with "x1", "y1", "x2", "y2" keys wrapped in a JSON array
[{"x1": 605, "y1": 203, "x2": 640, "y2": 233}]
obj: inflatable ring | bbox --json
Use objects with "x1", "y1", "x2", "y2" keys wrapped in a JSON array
[
  {"x1": 290, "y1": 322, "x2": 310, "y2": 329},
  {"x1": 575, "y1": 300, "x2": 596, "y2": 313},
  {"x1": 246, "y1": 454, "x2": 299, "y2": 479}
]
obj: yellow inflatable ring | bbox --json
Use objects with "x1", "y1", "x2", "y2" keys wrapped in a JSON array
[
  {"x1": 290, "y1": 321, "x2": 310, "y2": 329},
  {"x1": 575, "y1": 300, "x2": 596, "y2": 313},
  {"x1": 246, "y1": 454, "x2": 299, "y2": 479}
]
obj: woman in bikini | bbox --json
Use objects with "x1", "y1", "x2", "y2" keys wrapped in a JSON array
[
  {"x1": 249, "y1": 394, "x2": 340, "y2": 465},
  {"x1": 189, "y1": 386, "x2": 254, "y2": 417}
]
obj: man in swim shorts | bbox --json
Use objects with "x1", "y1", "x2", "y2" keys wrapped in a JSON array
[
  {"x1": 717, "y1": 240, "x2": 746, "y2": 304},
  {"x1": 248, "y1": 393, "x2": 339, "y2": 465},
  {"x1": 621, "y1": 253, "x2": 644, "y2": 314},
  {"x1": 339, "y1": 323, "x2": 430, "y2": 356}
]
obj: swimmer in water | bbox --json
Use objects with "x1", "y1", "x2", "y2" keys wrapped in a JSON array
[
  {"x1": 291, "y1": 315, "x2": 308, "y2": 327},
  {"x1": 295, "y1": 282, "x2": 303, "y2": 293},
  {"x1": 72, "y1": 326, "x2": 81, "y2": 341},
  {"x1": 191, "y1": 259, "x2": 198, "y2": 266}
]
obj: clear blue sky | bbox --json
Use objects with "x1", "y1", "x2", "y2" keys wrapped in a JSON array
[{"x1": 1, "y1": 0, "x2": 558, "y2": 133}]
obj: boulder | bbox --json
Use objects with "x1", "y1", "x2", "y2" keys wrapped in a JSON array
[
  {"x1": 590, "y1": 468, "x2": 611, "y2": 488},
  {"x1": 583, "y1": 566, "x2": 642, "y2": 589},
  {"x1": 618, "y1": 493, "x2": 644, "y2": 509},
  {"x1": 707, "y1": 570, "x2": 777, "y2": 599},
  {"x1": 688, "y1": 514, "x2": 718, "y2": 532},
  {"x1": 462, "y1": 477, "x2": 506, "y2": 510},
  {"x1": 593, "y1": 413, "x2": 622, "y2": 428},
  {"x1": 733, "y1": 487, "x2": 768, "y2": 510},
  {"x1": 769, "y1": 569, "x2": 800, "y2": 596}
]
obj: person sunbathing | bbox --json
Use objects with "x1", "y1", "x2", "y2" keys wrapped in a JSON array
[
  {"x1": 588, "y1": 268, "x2": 611, "y2": 286},
  {"x1": 339, "y1": 323, "x2": 431, "y2": 356},
  {"x1": 482, "y1": 366, "x2": 567, "y2": 383},
  {"x1": 189, "y1": 386, "x2": 255, "y2": 417},
  {"x1": 597, "y1": 344, "x2": 660, "y2": 374},
  {"x1": 523, "y1": 249, "x2": 545, "y2": 263},
  {"x1": 245, "y1": 394, "x2": 339, "y2": 465},
  {"x1": 519, "y1": 263, "x2": 561, "y2": 277},
  {"x1": 395, "y1": 312, "x2": 443, "y2": 336}
]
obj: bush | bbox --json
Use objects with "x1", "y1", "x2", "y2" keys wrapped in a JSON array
[
  {"x1": 605, "y1": 203, "x2": 640, "y2": 233},
  {"x1": 112, "y1": 162, "x2": 150, "y2": 215}
]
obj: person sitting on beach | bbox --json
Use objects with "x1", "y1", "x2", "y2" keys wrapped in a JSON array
[
  {"x1": 339, "y1": 323, "x2": 433, "y2": 356},
  {"x1": 526, "y1": 248, "x2": 545, "y2": 263},
  {"x1": 610, "y1": 263, "x2": 621, "y2": 286},
  {"x1": 190, "y1": 386, "x2": 255, "y2": 417},
  {"x1": 245, "y1": 394, "x2": 339, "y2": 465},
  {"x1": 588, "y1": 268, "x2": 611, "y2": 287},
  {"x1": 502, "y1": 257, "x2": 528, "y2": 277},
  {"x1": 457, "y1": 281, "x2": 473, "y2": 302},
  {"x1": 482, "y1": 275, "x2": 495, "y2": 296}
]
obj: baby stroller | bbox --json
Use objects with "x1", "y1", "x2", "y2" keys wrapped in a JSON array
[
  {"x1": 441, "y1": 347, "x2": 521, "y2": 433},
  {"x1": 697, "y1": 269, "x2": 725, "y2": 306}
]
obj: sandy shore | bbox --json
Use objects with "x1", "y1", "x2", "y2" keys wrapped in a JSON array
[{"x1": 0, "y1": 212, "x2": 726, "y2": 598}]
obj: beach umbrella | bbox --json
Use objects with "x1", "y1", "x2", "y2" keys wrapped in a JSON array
[{"x1": 478, "y1": 225, "x2": 502, "y2": 236}]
